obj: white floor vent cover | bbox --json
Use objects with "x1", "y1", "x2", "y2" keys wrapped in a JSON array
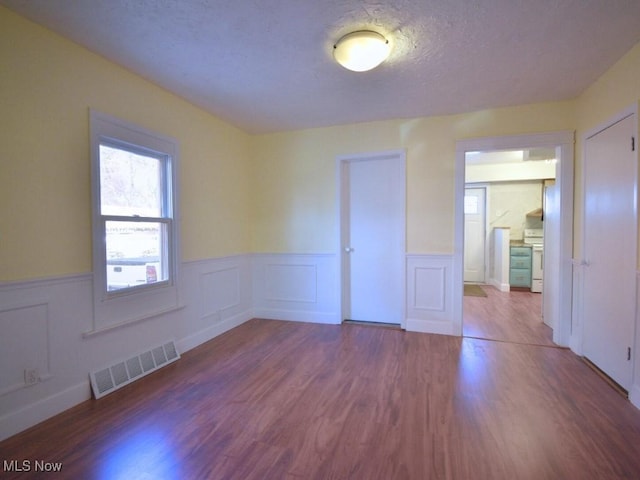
[{"x1": 89, "y1": 340, "x2": 180, "y2": 399}]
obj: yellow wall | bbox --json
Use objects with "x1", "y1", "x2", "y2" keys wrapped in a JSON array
[
  {"x1": 574, "y1": 42, "x2": 640, "y2": 258},
  {"x1": 576, "y1": 42, "x2": 640, "y2": 132},
  {"x1": 4, "y1": 2, "x2": 639, "y2": 281},
  {"x1": 0, "y1": 7, "x2": 252, "y2": 281},
  {"x1": 250, "y1": 101, "x2": 575, "y2": 254}
]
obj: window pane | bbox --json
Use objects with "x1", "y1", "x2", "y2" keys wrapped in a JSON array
[
  {"x1": 105, "y1": 221, "x2": 168, "y2": 291},
  {"x1": 100, "y1": 145, "x2": 163, "y2": 217},
  {"x1": 464, "y1": 195, "x2": 478, "y2": 214}
]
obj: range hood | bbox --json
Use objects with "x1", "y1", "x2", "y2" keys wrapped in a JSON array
[{"x1": 526, "y1": 207, "x2": 543, "y2": 218}]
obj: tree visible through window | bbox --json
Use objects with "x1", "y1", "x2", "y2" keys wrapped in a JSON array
[{"x1": 99, "y1": 144, "x2": 171, "y2": 291}]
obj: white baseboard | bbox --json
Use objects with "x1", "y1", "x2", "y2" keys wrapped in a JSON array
[
  {"x1": 0, "y1": 382, "x2": 90, "y2": 442},
  {"x1": 406, "y1": 318, "x2": 456, "y2": 336},
  {"x1": 488, "y1": 278, "x2": 510, "y2": 292},
  {"x1": 254, "y1": 308, "x2": 340, "y2": 325},
  {"x1": 176, "y1": 309, "x2": 253, "y2": 353},
  {"x1": 629, "y1": 384, "x2": 640, "y2": 409}
]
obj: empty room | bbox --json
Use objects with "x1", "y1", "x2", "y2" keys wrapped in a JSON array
[{"x1": 2, "y1": 1, "x2": 640, "y2": 478}]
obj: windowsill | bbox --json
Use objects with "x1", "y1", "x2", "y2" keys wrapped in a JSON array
[{"x1": 82, "y1": 303, "x2": 186, "y2": 338}]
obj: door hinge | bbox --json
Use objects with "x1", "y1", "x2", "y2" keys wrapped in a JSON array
[
  {"x1": 632, "y1": 137, "x2": 636, "y2": 152},
  {"x1": 628, "y1": 347, "x2": 632, "y2": 361}
]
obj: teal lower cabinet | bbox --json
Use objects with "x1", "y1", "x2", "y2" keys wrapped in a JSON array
[{"x1": 509, "y1": 246, "x2": 532, "y2": 288}]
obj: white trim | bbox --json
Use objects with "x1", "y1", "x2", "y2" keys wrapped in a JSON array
[
  {"x1": 455, "y1": 131, "x2": 574, "y2": 343},
  {"x1": 177, "y1": 309, "x2": 253, "y2": 353},
  {"x1": 457, "y1": 131, "x2": 574, "y2": 153},
  {"x1": 336, "y1": 149, "x2": 407, "y2": 328},
  {"x1": 0, "y1": 382, "x2": 90, "y2": 442},
  {"x1": 89, "y1": 109, "x2": 182, "y2": 332},
  {"x1": 406, "y1": 254, "x2": 455, "y2": 334},
  {"x1": 630, "y1": 384, "x2": 640, "y2": 409},
  {"x1": 0, "y1": 273, "x2": 91, "y2": 291},
  {"x1": 253, "y1": 308, "x2": 339, "y2": 325},
  {"x1": 252, "y1": 252, "x2": 340, "y2": 325},
  {"x1": 0, "y1": 254, "x2": 254, "y2": 441},
  {"x1": 82, "y1": 304, "x2": 187, "y2": 338}
]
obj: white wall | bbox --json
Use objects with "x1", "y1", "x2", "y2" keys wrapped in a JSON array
[{"x1": 487, "y1": 181, "x2": 543, "y2": 241}]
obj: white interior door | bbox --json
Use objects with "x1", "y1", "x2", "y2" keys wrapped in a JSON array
[
  {"x1": 464, "y1": 187, "x2": 486, "y2": 283},
  {"x1": 582, "y1": 113, "x2": 636, "y2": 389},
  {"x1": 342, "y1": 153, "x2": 405, "y2": 324}
]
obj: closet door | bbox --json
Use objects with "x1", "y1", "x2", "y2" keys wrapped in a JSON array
[{"x1": 582, "y1": 113, "x2": 636, "y2": 389}]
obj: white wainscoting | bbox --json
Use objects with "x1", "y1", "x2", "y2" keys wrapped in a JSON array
[
  {"x1": 252, "y1": 253, "x2": 340, "y2": 324},
  {"x1": 0, "y1": 254, "x2": 254, "y2": 442},
  {"x1": 0, "y1": 274, "x2": 93, "y2": 442},
  {"x1": 178, "y1": 255, "x2": 253, "y2": 353},
  {"x1": 0, "y1": 299, "x2": 51, "y2": 397},
  {"x1": 405, "y1": 254, "x2": 456, "y2": 335},
  {"x1": 0, "y1": 250, "x2": 487, "y2": 441}
]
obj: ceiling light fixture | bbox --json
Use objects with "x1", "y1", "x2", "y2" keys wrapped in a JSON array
[{"x1": 333, "y1": 31, "x2": 391, "y2": 72}]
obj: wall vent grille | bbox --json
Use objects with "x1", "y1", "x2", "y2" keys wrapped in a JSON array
[{"x1": 89, "y1": 340, "x2": 180, "y2": 399}]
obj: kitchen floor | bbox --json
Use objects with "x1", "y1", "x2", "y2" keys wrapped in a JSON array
[{"x1": 463, "y1": 284, "x2": 555, "y2": 347}]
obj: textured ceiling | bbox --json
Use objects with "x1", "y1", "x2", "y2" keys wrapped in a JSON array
[{"x1": 3, "y1": 0, "x2": 640, "y2": 134}]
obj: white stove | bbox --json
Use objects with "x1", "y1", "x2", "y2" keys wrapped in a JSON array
[
  {"x1": 524, "y1": 229, "x2": 543, "y2": 293},
  {"x1": 523, "y1": 228, "x2": 544, "y2": 247}
]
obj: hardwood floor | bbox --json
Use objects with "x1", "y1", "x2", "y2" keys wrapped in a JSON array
[
  {"x1": 463, "y1": 284, "x2": 555, "y2": 346},
  {"x1": 2, "y1": 318, "x2": 640, "y2": 479}
]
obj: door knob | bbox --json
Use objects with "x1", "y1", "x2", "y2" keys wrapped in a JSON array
[{"x1": 344, "y1": 247, "x2": 354, "y2": 253}]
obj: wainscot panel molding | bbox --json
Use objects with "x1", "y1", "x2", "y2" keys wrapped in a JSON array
[
  {"x1": 406, "y1": 254, "x2": 456, "y2": 335},
  {"x1": 178, "y1": 255, "x2": 253, "y2": 353},
  {"x1": 252, "y1": 253, "x2": 340, "y2": 325},
  {"x1": 0, "y1": 255, "x2": 254, "y2": 442},
  {"x1": 0, "y1": 274, "x2": 93, "y2": 442}
]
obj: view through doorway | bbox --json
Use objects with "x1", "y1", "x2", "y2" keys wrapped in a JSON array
[{"x1": 462, "y1": 147, "x2": 557, "y2": 347}]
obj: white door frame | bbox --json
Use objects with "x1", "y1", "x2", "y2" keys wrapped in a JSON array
[
  {"x1": 464, "y1": 183, "x2": 490, "y2": 284},
  {"x1": 455, "y1": 131, "x2": 574, "y2": 346},
  {"x1": 336, "y1": 149, "x2": 407, "y2": 328}
]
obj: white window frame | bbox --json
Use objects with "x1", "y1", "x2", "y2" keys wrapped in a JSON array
[{"x1": 89, "y1": 110, "x2": 181, "y2": 334}]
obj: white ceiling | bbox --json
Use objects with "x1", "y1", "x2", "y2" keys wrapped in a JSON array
[{"x1": 3, "y1": 0, "x2": 640, "y2": 134}]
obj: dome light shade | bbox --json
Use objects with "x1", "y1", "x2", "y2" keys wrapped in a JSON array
[{"x1": 333, "y1": 31, "x2": 391, "y2": 72}]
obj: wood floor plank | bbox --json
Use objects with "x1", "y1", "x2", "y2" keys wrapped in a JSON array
[
  {"x1": 463, "y1": 284, "x2": 554, "y2": 346},
  {"x1": 2, "y1": 318, "x2": 640, "y2": 479}
]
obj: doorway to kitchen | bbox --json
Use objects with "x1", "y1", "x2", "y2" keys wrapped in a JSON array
[
  {"x1": 463, "y1": 152, "x2": 553, "y2": 345},
  {"x1": 455, "y1": 132, "x2": 574, "y2": 348}
]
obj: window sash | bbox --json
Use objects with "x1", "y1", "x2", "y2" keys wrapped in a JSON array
[
  {"x1": 90, "y1": 109, "x2": 181, "y2": 333},
  {"x1": 98, "y1": 139, "x2": 172, "y2": 218},
  {"x1": 97, "y1": 141, "x2": 174, "y2": 297},
  {"x1": 101, "y1": 217, "x2": 173, "y2": 297}
]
